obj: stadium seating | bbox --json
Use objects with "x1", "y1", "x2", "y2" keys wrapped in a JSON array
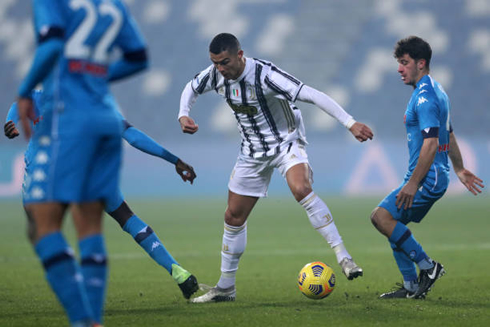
[{"x1": 0, "y1": 0, "x2": 488, "y2": 142}]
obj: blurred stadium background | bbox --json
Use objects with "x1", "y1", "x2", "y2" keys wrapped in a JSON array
[{"x1": 0, "y1": 0, "x2": 488, "y2": 199}]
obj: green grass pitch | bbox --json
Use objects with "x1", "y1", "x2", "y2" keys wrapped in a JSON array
[{"x1": 0, "y1": 195, "x2": 489, "y2": 326}]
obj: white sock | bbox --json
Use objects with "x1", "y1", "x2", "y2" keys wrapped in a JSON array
[
  {"x1": 300, "y1": 192, "x2": 351, "y2": 263},
  {"x1": 217, "y1": 222, "x2": 247, "y2": 289}
]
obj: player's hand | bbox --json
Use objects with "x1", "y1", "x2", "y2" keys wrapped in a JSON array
[
  {"x1": 456, "y1": 169, "x2": 484, "y2": 195},
  {"x1": 396, "y1": 181, "x2": 418, "y2": 210},
  {"x1": 4, "y1": 120, "x2": 20, "y2": 139},
  {"x1": 349, "y1": 122, "x2": 373, "y2": 142},
  {"x1": 179, "y1": 116, "x2": 199, "y2": 134},
  {"x1": 175, "y1": 159, "x2": 197, "y2": 184},
  {"x1": 17, "y1": 97, "x2": 35, "y2": 140}
]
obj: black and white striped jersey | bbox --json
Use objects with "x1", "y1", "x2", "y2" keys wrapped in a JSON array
[{"x1": 190, "y1": 57, "x2": 307, "y2": 158}]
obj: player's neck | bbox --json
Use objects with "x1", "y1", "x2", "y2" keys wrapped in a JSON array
[
  {"x1": 412, "y1": 72, "x2": 429, "y2": 88},
  {"x1": 237, "y1": 57, "x2": 246, "y2": 78}
]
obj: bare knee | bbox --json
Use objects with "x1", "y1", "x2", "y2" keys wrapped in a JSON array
[
  {"x1": 224, "y1": 207, "x2": 247, "y2": 226},
  {"x1": 370, "y1": 207, "x2": 381, "y2": 227},
  {"x1": 24, "y1": 207, "x2": 36, "y2": 246},
  {"x1": 72, "y1": 202, "x2": 105, "y2": 239},
  {"x1": 291, "y1": 185, "x2": 313, "y2": 202},
  {"x1": 370, "y1": 207, "x2": 397, "y2": 238}
]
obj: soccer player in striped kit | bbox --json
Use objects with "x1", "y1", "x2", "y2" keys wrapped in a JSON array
[{"x1": 178, "y1": 33, "x2": 374, "y2": 303}]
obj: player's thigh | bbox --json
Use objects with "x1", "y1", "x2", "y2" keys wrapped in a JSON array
[
  {"x1": 50, "y1": 135, "x2": 99, "y2": 202},
  {"x1": 225, "y1": 190, "x2": 259, "y2": 226},
  {"x1": 84, "y1": 135, "x2": 123, "y2": 204},
  {"x1": 275, "y1": 141, "x2": 312, "y2": 199},
  {"x1": 228, "y1": 155, "x2": 273, "y2": 198},
  {"x1": 71, "y1": 201, "x2": 105, "y2": 239},
  {"x1": 285, "y1": 163, "x2": 313, "y2": 201},
  {"x1": 25, "y1": 202, "x2": 67, "y2": 241}
]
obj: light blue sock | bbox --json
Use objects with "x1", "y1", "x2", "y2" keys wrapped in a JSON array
[
  {"x1": 35, "y1": 232, "x2": 93, "y2": 324},
  {"x1": 390, "y1": 241, "x2": 418, "y2": 291},
  {"x1": 79, "y1": 234, "x2": 107, "y2": 324},
  {"x1": 123, "y1": 215, "x2": 178, "y2": 274}
]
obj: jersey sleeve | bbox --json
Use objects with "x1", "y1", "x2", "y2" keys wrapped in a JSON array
[
  {"x1": 264, "y1": 64, "x2": 304, "y2": 102},
  {"x1": 6, "y1": 103, "x2": 19, "y2": 123},
  {"x1": 33, "y1": 0, "x2": 66, "y2": 44},
  {"x1": 190, "y1": 65, "x2": 216, "y2": 94},
  {"x1": 416, "y1": 94, "x2": 440, "y2": 131}
]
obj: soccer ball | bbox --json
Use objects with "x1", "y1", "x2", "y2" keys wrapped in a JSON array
[{"x1": 298, "y1": 261, "x2": 336, "y2": 299}]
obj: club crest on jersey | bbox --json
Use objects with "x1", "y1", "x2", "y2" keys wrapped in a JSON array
[{"x1": 231, "y1": 86, "x2": 256, "y2": 101}]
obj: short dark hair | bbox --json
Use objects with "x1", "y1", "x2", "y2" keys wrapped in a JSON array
[
  {"x1": 394, "y1": 36, "x2": 432, "y2": 69},
  {"x1": 209, "y1": 33, "x2": 241, "y2": 55}
]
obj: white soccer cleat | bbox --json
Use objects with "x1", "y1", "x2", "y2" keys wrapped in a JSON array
[
  {"x1": 340, "y1": 258, "x2": 363, "y2": 280},
  {"x1": 190, "y1": 285, "x2": 236, "y2": 303}
]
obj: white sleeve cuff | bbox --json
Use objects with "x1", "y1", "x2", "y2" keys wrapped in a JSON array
[{"x1": 345, "y1": 117, "x2": 356, "y2": 129}]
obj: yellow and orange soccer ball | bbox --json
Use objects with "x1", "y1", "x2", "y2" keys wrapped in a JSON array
[{"x1": 298, "y1": 261, "x2": 336, "y2": 299}]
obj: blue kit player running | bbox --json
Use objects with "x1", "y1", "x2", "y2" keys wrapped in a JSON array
[
  {"x1": 371, "y1": 36, "x2": 484, "y2": 300},
  {"x1": 16, "y1": 0, "x2": 150, "y2": 325},
  {"x1": 5, "y1": 91, "x2": 199, "y2": 301}
]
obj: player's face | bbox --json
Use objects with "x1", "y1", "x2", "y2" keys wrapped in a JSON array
[
  {"x1": 210, "y1": 49, "x2": 245, "y2": 80},
  {"x1": 397, "y1": 54, "x2": 426, "y2": 87}
]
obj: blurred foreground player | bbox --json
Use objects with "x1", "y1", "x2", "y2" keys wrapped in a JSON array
[
  {"x1": 5, "y1": 92, "x2": 199, "y2": 301},
  {"x1": 371, "y1": 36, "x2": 484, "y2": 299},
  {"x1": 16, "y1": 0, "x2": 149, "y2": 325},
  {"x1": 178, "y1": 33, "x2": 373, "y2": 303}
]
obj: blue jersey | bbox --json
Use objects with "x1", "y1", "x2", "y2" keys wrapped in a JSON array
[
  {"x1": 31, "y1": 0, "x2": 146, "y2": 133},
  {"x1": 404, "y1": 75, "x2": 451, "y2": 193}
]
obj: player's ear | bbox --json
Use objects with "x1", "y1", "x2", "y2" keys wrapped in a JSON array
[
  {"x1": 237, "y1": 49, "x2": 244, "y2": 59},
  {"x1": 417, "y1": 59, "x2": 426, "y2": 71}
]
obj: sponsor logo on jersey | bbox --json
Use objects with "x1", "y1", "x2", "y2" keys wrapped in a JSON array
[
  {"x1": 417, "y1": 96, "x2": 428, "y2": 106},
  {"x1": 68, "y1": 59, "x2": 107, "y2": 77},
  {"x1": 227, "y1": 100, "x2": 258, "y2": 115}
]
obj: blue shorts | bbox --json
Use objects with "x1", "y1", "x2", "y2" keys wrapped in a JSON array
[
  {"x1": 23, "y1": 113, "x2": 123, "y2": 205},
  {"x1": 378, "y1": 181, "x2": 446, "y2": 225}
]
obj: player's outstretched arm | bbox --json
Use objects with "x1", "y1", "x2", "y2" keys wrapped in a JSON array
[
  {"x1": 296, "y1": 85, "x2": 373, "y2": 142},
  {"x1": 175, "y1": 159, "x2": 197, "y2": 184},
  {"x1": 448, "y1": 132, "x2": 484, "y2": 195}
]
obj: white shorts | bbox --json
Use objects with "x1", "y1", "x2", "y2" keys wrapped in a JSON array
[{"x1": 228, "y1": 141, "x2": 312, "y2": 198}]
